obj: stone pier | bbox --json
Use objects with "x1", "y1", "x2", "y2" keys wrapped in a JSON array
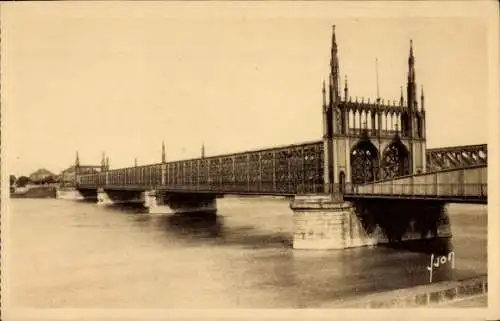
[
  {"x1": 96, "y1": 188, "x2": 113, "y2": 206},
  {"x1": 74, "y1": 188, "x2": 99, "y2": 202},
  {"x1": 56, "y1": 188, "x2": 84, "y2": 200},
  {"x1": 290, "y1": 194, "x2": 451, "y2": 250},
  {"x1": 143, "y1": 191, "x2": 217, "y2": 215},
  {"x1": 96, "y1": 188, "x2": 144, "y2": 206}
]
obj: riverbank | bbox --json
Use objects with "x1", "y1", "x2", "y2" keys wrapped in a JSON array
[
  {"x1": 319, "y1": 275, "x2": 487, "y2": 308},
  {"x1": 10, "y1": 185, "x2": 57, "y2": 199}
]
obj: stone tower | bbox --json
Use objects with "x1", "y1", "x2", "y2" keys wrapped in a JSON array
[{"x1": 322, "y1": 26, "x2": 427, "y2": 197}]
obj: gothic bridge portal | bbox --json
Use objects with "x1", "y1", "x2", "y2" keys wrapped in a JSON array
[{"x1": 69, "y1": 26, "x2": 487, "y2": 250}]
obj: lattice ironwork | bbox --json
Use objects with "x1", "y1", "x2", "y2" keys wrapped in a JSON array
[
  {"x1": 350, "y1": 140, "x2": 379, "y2": 184},
  {"x1": 261, "y1": 151, "x2": 275, "y2": 192},
  {"x1": 175, "y1": 162, "x2": 184, "y2": 186},
  {"x1": 303, "y1": 143, "x2": 323, "y2": 193},
  {"x1": 381, "y1": 141, "x2": 410, "y2": 179},
  {"x1": 184, "y1": 160, "x2": 197, "y2": 187},
  {"x1": 221, "y1": 157, "x2": 233, "y2": 188},
  {"x1": 199, "y1": 159, "x2": 209, "y2": 186},
  {"x1": 248, "y1": 153, "x2": 261, "y2": 192},
  {"x1": 289, "y1": 147, "x2": 304, "y2": 194},
  {"x1": 76, "y1": 141, "x2": 324, "y2": 195},
  {"x1": 234, "y1": 154, "x2": 248, "y2": 190},
  {"x1": 208, "y1": 158, "x2": 220, "y2": 185},
  {"x1": 275, "y1": 149, "x2": 291, "y2": 193},
  {"x1": 426, "y1": 144, "x2": 487, "y2": 171}
]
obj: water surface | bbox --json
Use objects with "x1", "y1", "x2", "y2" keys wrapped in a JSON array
[{"x1": 8, "y1": 197, "x2": 487, "y2": 308}]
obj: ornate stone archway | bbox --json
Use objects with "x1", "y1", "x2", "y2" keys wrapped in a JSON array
[
  {"x1": 381, "y1": 139, "x2": 410, "y2": 179},
  {"x1": 350, "y1": 140, "x2": 380, "y2": 184}
]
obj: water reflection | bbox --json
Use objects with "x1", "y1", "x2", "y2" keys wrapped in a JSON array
[
  {"x1": 383, "y1": 237, "x2": 453, "y2": 255},
  {"x1": 153, "y1": 212, "x2": 293, "y2": 249},
  {"x1": 106, "y1": 203, "x2": 149, "y2": 214},
  {"x1": 163, "y1": 212, "x2": 223, "y2": 238},
  {"x1": 151, "y1": 210, "x2": 459, "y2": 295}
]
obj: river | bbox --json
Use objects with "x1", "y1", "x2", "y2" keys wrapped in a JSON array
[{"x1": 7, "y1": 197, "x2": 487, "y2": 308}]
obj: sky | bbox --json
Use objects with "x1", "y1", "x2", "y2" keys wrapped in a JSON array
[{"x1": 2, "y1": 2, "x2": 493, "y2": 177}]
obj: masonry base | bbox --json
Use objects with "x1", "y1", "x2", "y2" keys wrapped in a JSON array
[
  {"x1": 290, "y1": 194, "x2": 451, "y2": 250},
  {"x1": 96, "y1": 188, "x2": 144, "y2": 206},
  {"x1": 144, "y1": 191, "x2": 217, "y2": 215},
  {"x1": 56, "y1": 189, "x2": 84, "y2": 200}
]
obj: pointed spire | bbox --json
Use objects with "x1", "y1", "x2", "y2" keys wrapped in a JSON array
[
  {"x1": 75, "y1": 151, "x2": 80, "y2": 167},
  {"x1": 344, "y1": 75, "x2": 348, "y2": 101},
  {"x1": 162, "y1": 140, "x2": 166, "y2": 163},
  {"x1": 201, "y1": 143, "x2": 205, "y2": 158},
  {"x1": 322, "y1": 80, "x2": 327, "y2": 110},
  {"x1": 329, "y1": 25, "x2": 340, "y2": 102},
  {"x1": 407, "y1": 39, "x2": 417, "y2": 111},
  {"x1": 134, "y1": 158, "x2": 138, "y2": 167},
  {"x1": 400, "y1": 86, "x2": 404, "y2": 106},
  {"x1": 409, "y1": 39, "x2": 414, "y2": 60},
  {"x1": 420, "y1": 85, "x2": 425, "y2": 111},
  {"x1": 330, "y1": 25, "x2": 338, "y2": 57},
  {"x1": 105, "y1": 157, "x2": 110, "y2": 170},
  {"x1": 408, "y1": 40, "x2": 415, "y2": 72},
  {"x1": 101, "y1": 152, "x2": 106, "y2": 171},
  {"x1": 376, "y1": 58, "x2": 380, "y2": 103},
  {"x1": 328, "y1": 73, "x2": 333, "y2": 105}
]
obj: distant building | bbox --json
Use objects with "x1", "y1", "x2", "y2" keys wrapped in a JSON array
[
  {"x1": 29, "y1": 168, "x2": 56, "y2": 183},
  {"x1": 60, "y1": 165, "x2": 99, "y2": 186}
]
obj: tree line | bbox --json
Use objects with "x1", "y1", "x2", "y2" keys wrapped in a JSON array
[{"x1": 10, "y1": 174, "x2": 61, "y2": 190}]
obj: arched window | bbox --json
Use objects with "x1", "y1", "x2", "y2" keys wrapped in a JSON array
[
  {"x1": 350, "y1": 140, "x2": 379, "y2": 184},
  {"x1": 381, "y1": 140, "x2": 410, "y2": 179}
]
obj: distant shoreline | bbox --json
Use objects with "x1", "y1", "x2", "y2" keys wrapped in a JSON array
[{"x1": 10, "y1": 186, "x2": 57, "y2": 199}]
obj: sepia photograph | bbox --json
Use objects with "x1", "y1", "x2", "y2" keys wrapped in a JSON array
[{"x1": 1, "y1": 1, "x2": 498, "y2": 320}]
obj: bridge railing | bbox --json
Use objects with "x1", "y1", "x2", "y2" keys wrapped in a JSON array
[
  {"x1": 344, "y1": 183, "x2": 487, "y2": 199},
  {"x1": 76, "y1": 181, "x2": 326, "y2": 195},
  {"x1": 160, "y1": 181, "x2": 325, "y2": 195}
]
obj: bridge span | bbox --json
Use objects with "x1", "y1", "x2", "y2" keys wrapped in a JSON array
[
  {"x1": 72, "y1": 143, "x2": 487, "y2": 250},
  {"x1": 65, "y1": 26, "x2": 488, "y2": 251},
  {"x1": 76, "y1": 142, "x2": 487, "y2": 197},
  {"x1": 344, "y1": 165, "x2": 487, "y2": 204}
]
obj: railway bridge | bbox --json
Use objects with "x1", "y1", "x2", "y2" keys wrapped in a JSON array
[{"x1": 70, "y1": 26, "x2": 487, "y2": 250}]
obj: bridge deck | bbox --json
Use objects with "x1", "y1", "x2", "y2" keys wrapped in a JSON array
[
  {"x1": 343, "y1": 165, "x2": 487, "y2": 204},
  {"x1": 75, "y1": 142, "x2": 487, "y2": 201}
]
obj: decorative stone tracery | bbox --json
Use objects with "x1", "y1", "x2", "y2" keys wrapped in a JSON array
[
  {"x1": 350, "y1": 140, "x2": 380, "y2": 184},
  {"x1": 381, "y1": 139, "x2": 410, "y2": 179}
]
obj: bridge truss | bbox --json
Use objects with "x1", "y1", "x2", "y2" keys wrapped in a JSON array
[
  {"x1": 78, "y1": 141, "x2": 325, "y2": 195},
  {"x1": 77, "y1": 141, "x2": 487, "y2": 196},
  {"x1": 426, "y1": 144, "x2": 487, "y2": 172}
]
